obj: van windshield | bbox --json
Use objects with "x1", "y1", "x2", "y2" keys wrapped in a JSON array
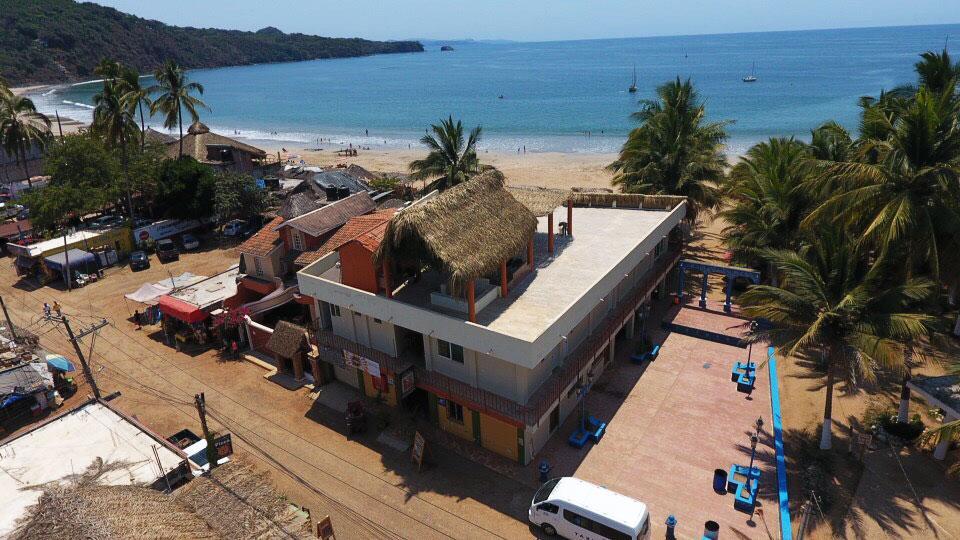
[{"x1": 532, "y1": 478, "x2": 560, "y2": 505}]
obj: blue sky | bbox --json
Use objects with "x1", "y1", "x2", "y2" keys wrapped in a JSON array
[{"x1": 89, "y1": 0, "x2": 959, "y2": 42}]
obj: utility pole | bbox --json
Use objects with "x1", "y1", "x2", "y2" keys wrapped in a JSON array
[
  {"x1": 61, "y1": 316, "x2": 107, "y2": 399},
  {"x1": 194, "y1": 392, "x2": 218, "y2": 469},
  {"x1": 0, "y1": 295, "x2": 17, "y2": 340},
  {"x1": 62, "y1": 233, "x2": 71, "y2": 292}
]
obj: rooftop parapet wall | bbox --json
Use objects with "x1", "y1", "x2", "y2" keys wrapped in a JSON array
[{"x1": 569, "y1": 192, "x2": 686, "y2": 210}]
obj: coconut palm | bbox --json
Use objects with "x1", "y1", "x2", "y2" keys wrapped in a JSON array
[
  {"x1": 808, "y1": 121, "x2": 854, "y2": 162},
  {"x1": 609, "y1": 78, "x2": 728, "y2": 222},
  {"x1": 149, "y1": 60, "x2": 207, "y2": 159},
  {"x1": 915, "y1": 48, "x2": 960, "y2": 96},
  {"x1": 740, "y1": 233, "x2": 936, "y2": 449},
  {"x1": 119, "y1": 67, "x2": 152, "y2": 150},
  {"x1": 409, "y1": 115, "x2": 483, "y2": 191},
  {"x1": 805, "y1": 85, "x2": 960, "y2": 282},
  {"x1": 0, "y1": 89, "x2": 51, "y2": 188},
  {"x1": 93, "y1": 78, "x2": 140, "y2": 219},
  {"x1": 720, "y1": 138, "x2": 813, "y2": 276}
]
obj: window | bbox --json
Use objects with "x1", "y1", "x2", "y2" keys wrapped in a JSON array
[
  {"x1": 373, "y1": 318, "x2": 382, "y2": 324},
  {"x1": 563, "y1": 510, "x2": 590, "y2": 529},
  {"x1": 437, "y1": 340, "x2": 464, "y2": 363},
  {"x1": 253, "y1": 256, "x2": 264, "y2": 277},
  {"x1": 447, "y1": 401, "x2": 464, "y2": 423},
  {"x1": 549, "y1": 406, "x2": 560, "y2": 434},
  {"x1": 563, "y1": 510, "x2": 630, "y2": 540},
  {"x1": 330, "y1": 304, "x2": 341, "y2": 317},
  {"x1": 537, "y1": 503, "x2": 559, "y2": 514},
  {"x1": 292, "y1": 230, "x2": 304, "y2": 251}
]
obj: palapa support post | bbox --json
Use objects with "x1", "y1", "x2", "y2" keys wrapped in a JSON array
[
  {"x1": 567, "y1": 199, "x2": 573, "y2": 236},
  {"x1": 547, "y1": 212, "x2": 555, "y2": 255},
  {"x1": 699, "y1": 272, "x2": 709, "y2": 308},
  {"x1": 500, "y1": 260, "x2": 508, "y2": 298},
  {"x1": 382, "y1": 259, "x2": 393, "y2": 298},
  {"x1": 527, "y1": 238, "x2": 535, "y2": 268},
  {"x1": 467, "y1": 280, "x2": 476, "y2": 323},
  {"x1": 898, "y1": 375, "x2": 911, "y2": 423}
]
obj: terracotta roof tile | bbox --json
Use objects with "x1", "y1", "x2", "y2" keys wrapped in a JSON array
[
  {"x1": 293, "y1": 209, "x2": 396, "y2": 267},
  {"x1": 237, "y1": 216, "x2": 284, "y2": 257}
]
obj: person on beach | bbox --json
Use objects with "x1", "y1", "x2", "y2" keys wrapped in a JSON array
[
  {"x1": 231, "y1": 340, "x2": 239, "y2": 359},
  {"x1": 43, "y1": 302, "x2": 51, "y2": 319},
  {"x1": 133, "y1": 309, "x2": 142, "y2": 330},
  {"x1": 52, "y1": 301, "x2": 61, "y2": 317}
]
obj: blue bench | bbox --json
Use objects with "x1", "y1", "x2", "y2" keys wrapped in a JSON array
[
  {"x1": 630, "y1": 344, "x2": 661, "y2": 364},
  {"x1": 586, "y1": 415, "x2": 607, "y2": 442},
  {"x1": 568, "y1": 428, "x2": 590, "y2": 448},
  {"x1": 727, "y1": 464, "x2": 761, "y2": 513},
  {"x1": 732, "y1": 361, "x2": 757, "y2": 393}
]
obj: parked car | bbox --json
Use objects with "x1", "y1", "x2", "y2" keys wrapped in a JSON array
[
  {"x1": 529, "y1": 477, "x2": 651, "y2": 540},
  {"x1": 222, "y1": 219, "x2": 246, "y2": 237},
  {"x1": 180, "y1": 233, "x2": 200, "y2": 251},
  {"x1": 129, "y1": 250, "x2": 150, "y2": 271},
  {"x1": 89, "y1": 215, "x2": 124, "y2": 229},
  {"x1": 155, "y1": 239, "x2": 179, "y2": 262}
]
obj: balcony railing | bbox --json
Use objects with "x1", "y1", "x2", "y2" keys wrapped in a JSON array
[{"x1": 310, "y1": 247, "x2": 681, "y2": 426}]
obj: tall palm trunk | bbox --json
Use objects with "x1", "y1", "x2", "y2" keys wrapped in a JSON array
[
  {"x1": 138, "y1": 101, "x2": 146, "y2": 151},
  {"x1": 19, "y1": 143, "x2": 31, "y2": 188},
  {"x1": 177, "y1": 100, "x2": 183, "y2": 159},
  {"x1": 121, "y1": 136, "x2": 135, "y2": 221},
  {"x1": 820, "y1": 362, "x2": 835, "y2": 450}
]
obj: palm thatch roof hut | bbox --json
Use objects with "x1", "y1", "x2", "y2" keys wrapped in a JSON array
[
  {"x1": 505, "y1": 185, "x2": 571, "y2": 217},
  {"x1": 267, "y1": 321, "x2": 310, "y2": 359},
  {"x1": 376, "y1": 172, "x2": 537, "y2": 294}
]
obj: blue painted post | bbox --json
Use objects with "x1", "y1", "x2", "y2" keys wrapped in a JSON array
[
  {"x1": 724, "y1": 276, "x2": 733, "y2": 313},
  {"x1": 677, "y1": 266, "x2": 685, "y2": 301},
  {"x1": 699, "y1": 272, "x2": 708, "y2": 308}
]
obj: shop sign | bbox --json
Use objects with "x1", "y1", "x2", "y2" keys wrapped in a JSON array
[
  {"x1": 400, "y1": 369, "x2": 416, "y2": 398},
  {"x1": 213, "y1": 433, "x2": 234, "y2": 459}
]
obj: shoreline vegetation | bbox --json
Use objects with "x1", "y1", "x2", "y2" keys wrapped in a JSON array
[{"x1": 0, "y1": 0, "x2": 423, "y2": 87}]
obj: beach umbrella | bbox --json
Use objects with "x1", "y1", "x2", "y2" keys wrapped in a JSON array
[{"x1": 45, "y1": 355, "x2": 76, "y2": 372}]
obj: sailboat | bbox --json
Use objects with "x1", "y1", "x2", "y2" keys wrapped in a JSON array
[
  {"x1": 628, "y1": 66, "x2": 638, "y2": 93},
  {"x1": 743, "y1": 62, "x2": 758, "y2": 83}
]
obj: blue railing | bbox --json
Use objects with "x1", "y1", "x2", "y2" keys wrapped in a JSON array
[{"x1": 768, "y1": 346, "x2": 792, "y2": 539}]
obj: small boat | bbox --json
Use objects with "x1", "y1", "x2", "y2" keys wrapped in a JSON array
[
  {"x1": 628, "y1": 65, "x2": 638, "y2": 93},
  {"x1": 743, "y1": 62, "x2": 758, "y2": 83}
]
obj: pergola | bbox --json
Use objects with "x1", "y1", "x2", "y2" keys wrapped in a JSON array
[
  {"x1": 677, "y1": 260, "x2": 761, "y2": 312},
  {"x1": 902, "y1": 375, "x2": 959, "y2": 460}
]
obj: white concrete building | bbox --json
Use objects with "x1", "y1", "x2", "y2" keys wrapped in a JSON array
[{"x1": 297, "y1": 175, "x2": 686, "y2": 464}]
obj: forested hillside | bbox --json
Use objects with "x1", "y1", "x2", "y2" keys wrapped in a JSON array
[{"x1": 0, "y1": 0, "x2": 423, "y2": 85}]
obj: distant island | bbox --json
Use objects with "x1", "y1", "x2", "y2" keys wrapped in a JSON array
[
  {"x1": 0, "y1": 0, "x2": 424, "y2": 86},
  {"x1": 440, "y1": 45, "x2": 455, "y2": 52}
]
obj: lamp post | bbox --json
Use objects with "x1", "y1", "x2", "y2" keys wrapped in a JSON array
[
  {"x1": 748, "y1": 416, "x2": 764, "y2": 472},
  {"x1": 747, "y1": 319, "x2": 759, "y2": 365}
]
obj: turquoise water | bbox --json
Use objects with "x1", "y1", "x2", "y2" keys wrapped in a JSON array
[{"x1": 38, "y1": 23, "x2": 960, "y2": 154}]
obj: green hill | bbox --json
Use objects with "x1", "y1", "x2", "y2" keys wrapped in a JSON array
[{"x1": 0, "y1": 0, "x2": 424, "y2": 86}]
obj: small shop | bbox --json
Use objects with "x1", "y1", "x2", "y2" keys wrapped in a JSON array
[
  {"x1": 43, "y1": 249, "x2": 100, "y2": 288},
  {"x1": 8, "y1": 228, "x2": 132, "y2": 282},
  {"x1": 157, "y1": 266, "x2": 240, "y2": 350},
  {"x1": 159, "y1": 295, "x2": 211, "y2": 349}
]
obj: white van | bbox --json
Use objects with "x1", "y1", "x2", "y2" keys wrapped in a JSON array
[{"x1": 529, "y1": 477, "x2": 651, "y2": 540}]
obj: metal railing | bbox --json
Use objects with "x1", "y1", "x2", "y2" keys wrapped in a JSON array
[{"x1": 310, "y1": 247, "x2": 681, "y2": 426}]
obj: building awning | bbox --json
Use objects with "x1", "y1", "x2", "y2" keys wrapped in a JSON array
[
  {"x1": 44, "y1": 249, "x2": 97, "y2": 273},
  {"x1": 158, "y1": 295, "x2": 208, "y2": 324}
]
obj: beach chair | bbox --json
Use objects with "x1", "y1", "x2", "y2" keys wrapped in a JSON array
[
  {"x1": 568, "y1": 427, "x2": 590, "y2": 448},
  {"x1": 630, "y1": 344, "x2": 661, "y2": 364},
  {"x1": 586, "y1": 415, "x2": 607, "y2": 442}
]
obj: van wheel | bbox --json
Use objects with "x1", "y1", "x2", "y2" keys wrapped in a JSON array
[{"x1": 540, "y1": 523, "x2": 557, "y2": 536}]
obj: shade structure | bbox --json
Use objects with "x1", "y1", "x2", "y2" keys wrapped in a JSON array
[
  {"x1": 158, "y1": 295, "x2": 207, "y2": 324},
  {"x1": 45, "y1": 355, "x2": 76, "y2": 372},
  {"x1": 43, "y1": 249, "x2": 97, "y2": 273}
]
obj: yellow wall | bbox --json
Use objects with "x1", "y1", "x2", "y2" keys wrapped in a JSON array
[
  {"x1": 362, "y1": 370, "x2": 397, "y2": 406},
  {"x1": 438, "y1": 399, "x2": 475, "y2": 441},
  {"x1": 480, "y1": 413, "x2": 519, "y2": 461},
  {"x1": 39, "y1": 227, "x2": 134, "y2": 259}
]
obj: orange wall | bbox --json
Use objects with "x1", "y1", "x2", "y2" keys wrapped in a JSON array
[{"x1": 340, "y1": 242, "x2": 378, "y2": 293}]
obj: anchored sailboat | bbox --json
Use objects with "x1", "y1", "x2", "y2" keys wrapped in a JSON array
[
  {"x1": 628, "y1": 65, "x2": 638, "y2": 93},
  {"x1": 743, "y1": 62, "x2": 758, "y2": 83}
]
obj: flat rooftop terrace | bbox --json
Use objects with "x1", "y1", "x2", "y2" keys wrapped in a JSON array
[{"x1": 392, "y1": 206, "x2": 674, "y2": 342}]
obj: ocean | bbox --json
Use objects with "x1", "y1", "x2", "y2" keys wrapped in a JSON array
[{"x1": 33, "y1": 23, "x2": 960, "y2": 155}]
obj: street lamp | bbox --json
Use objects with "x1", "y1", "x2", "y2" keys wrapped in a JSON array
[
  {"x1": 748, "y1": 416, "x2": 764, "y2": 472},
  {"x1": 747, "y1": 320, "x2": 759, "y2": 365}
]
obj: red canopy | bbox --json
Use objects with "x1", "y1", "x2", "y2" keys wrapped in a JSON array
[{"x1": 158, "y1": 295, "x2": 207, "y2": 324}]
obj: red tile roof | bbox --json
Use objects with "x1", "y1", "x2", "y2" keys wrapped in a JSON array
[
  {"x1": 353, "y1": 221, "x2": 389, "y2": 252},
  {"x1": 237, "y1": 216, "x2": 284, "y2": 257},
  {"x1": 293, "y1": 209, "x2": 396, "y2": 266},
  {"x1": 279, "y1": 192, "x2": 376, "y2": 238},
  {"x1": 0, "y1": 219, "x2": 31, "y2": 239}
]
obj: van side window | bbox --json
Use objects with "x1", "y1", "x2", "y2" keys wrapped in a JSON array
[
  {"x1": 538, "y1": 503, "x2": 559, "y2": 514},
  {"x1": 591, "y1": 520, "x2": 631, "y2": 540},
  {"x1": 563, "y1": 509, "x2": 590, "y2": 529}
]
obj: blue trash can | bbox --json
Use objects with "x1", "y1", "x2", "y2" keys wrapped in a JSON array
[
  {"x1": 713, "y1": 468, "x2": 728, "y2": 494},
  {"x1": 538, "y1": 461, "x2": 552, "y2": 482}
]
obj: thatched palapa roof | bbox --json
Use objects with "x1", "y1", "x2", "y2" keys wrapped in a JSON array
[
  {"x1": 166, "y1": 121, "x2": 267, "y2": 163},
  {"x1": 506, "y1": 185, "x2": 571, "y2": 217},
  {"x1": 376, "y1": 172, "x2": 537, "y2": 292},
  {"x1": 267, "y1": 321, "x2": 309, "y2": 358}
]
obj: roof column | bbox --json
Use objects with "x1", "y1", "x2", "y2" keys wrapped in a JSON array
[
  {"x1": 467, "y1": 280, "x2": 477, "y2": 323},
  {"x1": 382, "y1": 259, "x2": 393, "y2": 298},
  {"x1": 567, "y1": 199, "x2": 573, "y2": 236},
  {"x1": 527, "y1": 238, "x2": 535, "y2": 268},
  {"x1": 547, "y1": 212, "x2": 555, "y2": 255},
  {"x1": 500, "y1": 260, "x2": 508, "y2": 298}
]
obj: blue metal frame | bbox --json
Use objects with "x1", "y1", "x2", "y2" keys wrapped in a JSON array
[
  {"x1": 677, "y1": 260, "x2": 760, "y2": 312},
  {"x1": 768, "y1": 346, "x2": 792, "y2": 540}
]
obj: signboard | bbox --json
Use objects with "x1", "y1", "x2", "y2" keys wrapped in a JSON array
[
  {"x1": 411, "y1": 431, "x2": 427, "y2": 472},
  {"x1": 400, "y1": 369, "x2": 416, "y2": 398},
  {"x1": 133, "y1": 219, "x2": 201, "y2": 246},
  {"x1": 365, "y1": 359, "x2": 381, "y2": 379},
  {"x1": 343, "y1": 350, "x2": 380, "y2": 379},
  {"x1": 316, "y1": 515, "x2": 335, "y2": 539},
  {"x1": 213, "y1": 433, "x2": 234, "y2": 459}
]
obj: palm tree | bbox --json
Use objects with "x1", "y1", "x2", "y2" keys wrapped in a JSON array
[
  {"x1": 720, "y1": 138, "x2": 812, "y2": 277},
  {"x1": 805, "y1": 85, "x2": 960, "y2": 282},
  {"x1": 915, "y1": 48, "x2": 960, "y2": 96},
  {"x1": 740, "y1": 234, "x2": 936, "y2": 449},
  {"x1": 808, "y1": 121, "x2": 854, "y2": 162},
  {"x1": 409, "y1": 115, "x2": 483, "y2": 191},
  {"x1": 0, "y1": 89, "x2": 51, "y2": 188},
  {"x1": 93, "y1": 78, "x2": 140, "y2": 219},
  {"x1": 609, "y1": 77, "x2": 728, "y2": 222},
  {"x1": 120, "y1": 66, "x2": 152, "y2": 150},
  {"x1": 149, "y1": 60, "x2": 207, "y2": 158}
]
